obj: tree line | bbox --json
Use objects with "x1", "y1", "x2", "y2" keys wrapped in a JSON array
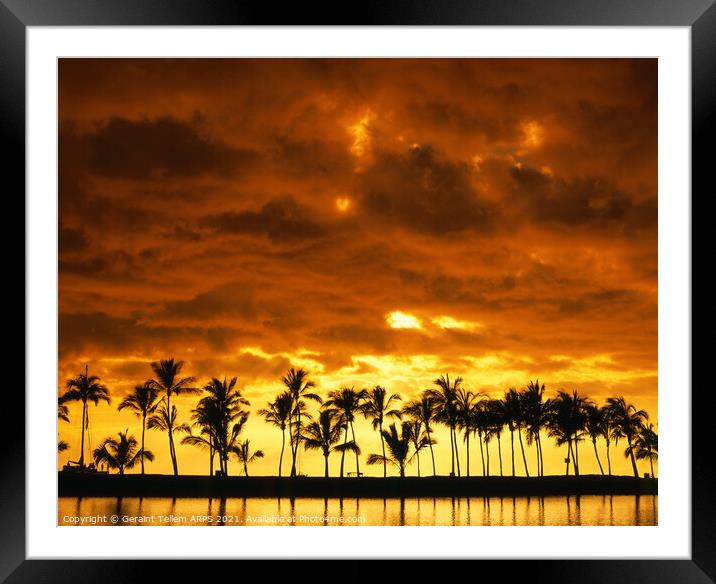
[{"x1": 58, "y1": 358, "x2": 658, "y2": 479}]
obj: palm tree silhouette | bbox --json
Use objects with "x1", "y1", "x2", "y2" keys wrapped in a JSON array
[
  {"x1": 367, "y1": 422, "x2": 414, "y2": 477},
  {"x1": 324, "y1": 386, "x2": 367, "y2": 477},
  {"x1": 606, "y1": 396, "x2": 649, "y2": 478},
  {"x1": 230, "y1": 439, "x2": 264, "y2": 476},
  {"x1": 93, "y1": 429, "x2": 154, "y2": 474},
  {"x1": 427, "y1": 374, "x2": 462, "y2": 477},
  {"x1": 486, "y1": 399, "x2": 506, "y2": 476},
  {"x1": 258, "y1": 392, "x2": 293, "y2": 477},
  {"x1": 361, "y1": 386, "x2": 402, "y2": 478},
  {"x1": 546, "y1": 390, "x2": 588, "y2": 476},
  {"x1": 404, "y1": 420, "x2": 432, "y2": 477},
  {"x1": 59, "y1": 366, "x2": 110, "y2": 472},
  {"x1": 402, "y1": 395, "x2": 438, "y2": 476},
  {"x1": 147, "y1": 401, "x2": 190, "y2": 472},
  {"x1": 455, "y1": 387, "x2": 477, "y2": 476},
  {"x1": 58, "y1": 440, "x2": 70, "y2": 453},
  {"x1": 600, "y1": 405, "x2": 616, "y2": 475},
  {"x1": 584, "y1": 404, "x2": 606, "y2": 475},
  {"x1": 502, "y1": 389, "x2": 521, "y2": 476},
  {"x1": 196, "y1": 376, "x2": 250, "y2": 476},
  {"x1": 523, "y1": 380, "x2": 549, "y2": 476},
  {"x1": 58, "y1": 398, "x2": 70, "y2": 423},
  {"x1": 281, "y1": 368, "x2": 321, "y2": 477},
  {"x1": 634, "y1": 423, "x2": 658, "y2": 478},
  {"x1": 147, "y1": 359, "x2": 198, "y2": 476},
  {"x1": 302, "y1": 409, "x2": 344, "y2": 477},
  {"x1": 117, "y1": 382, "x2": 160, "y2": 475}
]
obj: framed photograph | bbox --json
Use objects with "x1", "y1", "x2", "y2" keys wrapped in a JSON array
[{"x1": 6, "y1": 0, "x2": 710, "y2": 580}]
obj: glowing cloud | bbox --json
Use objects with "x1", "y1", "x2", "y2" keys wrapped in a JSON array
[
  {"x1": 522, "y1": 119, "x2": 544, "y2": 148},
  {"x1": 335, "y1": 196, "x2": 351, "y2": 213},
  {"x1": 386, "y1": 311, "x2": 423, "y2": 330},
  {"x1": 432, "y1": 315, "x2": 481, "y2": 331}
]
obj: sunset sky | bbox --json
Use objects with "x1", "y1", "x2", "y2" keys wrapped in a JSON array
[{"x1": 58, "y1": 59, "x2": 657, "y2": 477}]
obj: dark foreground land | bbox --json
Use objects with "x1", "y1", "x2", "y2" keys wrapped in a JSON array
[{"x1": 59, "y1": 473, "x2": 657, "y2": 498}]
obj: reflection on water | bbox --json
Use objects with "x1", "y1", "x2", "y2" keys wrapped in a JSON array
[{"x1": 58, "y1": 494, "x2": 657, "y2": 526}]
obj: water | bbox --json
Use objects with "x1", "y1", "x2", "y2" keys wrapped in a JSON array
[{"x1": 58, "y1": 495, "x2": 657, "y2": 526}]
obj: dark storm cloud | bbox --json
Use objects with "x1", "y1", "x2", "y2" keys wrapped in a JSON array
[
  {"x1": 200, "y1": 196, "x2": 327, "y2": 242},
  {"x1": 508, "y1": 164, "x2": 657, "y2": 231},
  {"x1": 58, "y1": 223, "x2": 89, "y2": 253},
  {"x1": 71, "y1": 116, "x2": 260, "y2": 180},
  {"x1": 358, "y1": 145, "x2": 498, "y2": 235}
]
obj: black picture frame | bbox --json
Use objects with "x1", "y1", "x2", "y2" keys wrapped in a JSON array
[{"x1": 4, "y1": 0, "x2": 709, "y2": 581}]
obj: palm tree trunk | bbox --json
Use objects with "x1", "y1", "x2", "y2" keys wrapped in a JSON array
[
  {"x1": 350, "y1": 421, "x2": 360, "y2": 476},
  {"x1": 289, "y1": 413, "x2": 296, "y2": 477},
  {"x1": 380, "y1": 421, "x2": 386, "y2": 478},
  {"x1": 517, "y1": 427, "x2": 529, "y2": 477},
  {"x1": 324, "y1": 453, "x2": 329, "y2": 478},
  {"x1": 427, "y1": 426, "x2": 437, "y2": 476},
  {"x1": 340, "y1": 427, "x2": 348, "y2": 478},
  {"x1": 453, "y1": 426, "x2": 461, "y2": 477},
  {"x1": 592, "y1": 438, "x2": 604, "y2": 475},
  {"x1": 648, "y1": 447, "x2": 654, "y2": 478},
  {"x1": 244, "y1": 460, "x2": 248, "y2": 477},
  {"x1": 79, "y1": 399, "x2": 87, "y2": 471},
  {"x1": 279, "y1": 427, "x2": 285, "y2": 478},
  {"x1": 536, "y1": 433, "x2": 543, "y2": 476},
  {"x1": 416, "y1": 449, "x2": 421, "y2": 477},
  {"x1": 478, "y1": 431, "x2": 485, "y2": 476},
  {"x1": 510, "y1": 429, "x2": 515, "y2": 477},
  {"x1": 141, "y1": 412, "x2": 146, "y2": 475},
  {"x1": 486, "y1": 440, "x2": 491, "y2": 475},
  {"x1": 209, "y1": 437, "x2": 214, "y2": 476},
  {"x1": 449, "y1": 426, "x2": 455, "y2": 476},
  {"x1": 627, "y1": 437, "x2": 639, "y2": 477},
  {"x1": 573, "y1": 434, "x2": 580, "y2": 476},
  {"x1": 565, "y1": 440, "x2": 572, "y2": 475},
  {"x1": 497, "y1": 433, "x2": 503, "y2": 476},
  {"x1": 465, "y1": 430, "x2": 470, "y2": 477},
  {"x1": 606, "y1": 439, "x2": 612, "y2": 475}
]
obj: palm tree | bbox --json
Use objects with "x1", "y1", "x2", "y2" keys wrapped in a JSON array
[
  {"x1": 402, "y1": 395, "x2": 438, "y2": 476},
  {"x1": 455, "y1": 388, "x2": 477, "y2": 476},
  {"x1": 361, "y1": 386, "x2": 402, "y2": 477},
  {"x1": 522, "y1": 380, "x2": 549, "y2": 476},
  {"x1": 58, "y1": 399, "x2": 70, "y2": 423},
  {"x1": 324, "y1": 386, "x2": 367, "y2": 477},
  {"x1": 502, "y1": 389, "x2": 521, "y2": 476},
  {"x1": 634, "y1": 423, "x2": 658, "y2": 478},
  {"x1": 147, "y1": 400, "x2": 190, "y2": 472},
  {"x1": 584, "y1": 404, "x2": 606, "y2": 475},
  {"x1": 426, "y1": 374, "x2": 462, "y2": 476},
  {"x1": 600, "y1": 405, "x2": 616, "y2": 475},
  {"x1": 147, "y1": 358, "x2": 198, "y2": 476},
  {"x1": 93, "y1": 429, "x2": 154, "y2": 475},
  {"x1": 117, "y1": 382, "x2": 160, "y2": 475},
  {"x1": 281, "y1": 368, "x2": 321, "y2": 477},
  {"x1": 59, "y1": 366, "x2": 111, "y2": 472},
  {"x1": 302, "y1": 409, "x2": 344, "y2": 477},
  {"x1": 546, "y1": 390, "x2": 588, "y2": 476},
  {"x1": 258, "y1": 392, "x2": 293, "y2": 477},
  {"x1": 404, "y1": 420, "x2": 432, "y2": 477},
  {"x1": 367, "y1": 422, "x2": 415, "y2": 477},
  {"x1": 195, "y1": 376, "x2": 250, "y2": 476},
  {"x1": 58, "y1": 440, "x2": 70, "y2": 453},
  {"x1": 606, "y1": 396, "x2": 649, "y2": 478},
  {"x1": 230, "y1": 440, "x2": 264, "y2": 476},
  {"x1": 484, "y1": 399, "x2": 506, "y2": 476}
]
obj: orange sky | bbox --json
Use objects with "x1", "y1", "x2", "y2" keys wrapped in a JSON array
[{"x1": 57, "y1": 58, "x2": 657, "y2": 477}]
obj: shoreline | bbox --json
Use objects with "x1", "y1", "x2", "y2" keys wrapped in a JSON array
[{"x1": 58, "y1": 473, "x2": 657, "y2": 498}]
